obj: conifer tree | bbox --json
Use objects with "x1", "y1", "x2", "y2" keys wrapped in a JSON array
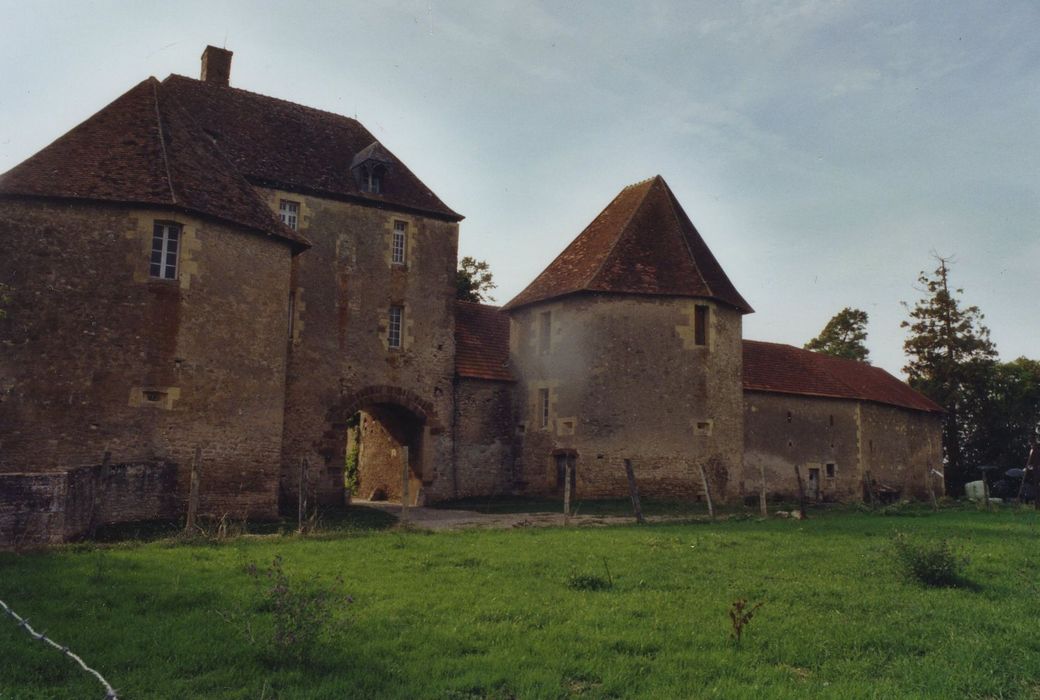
[
  {"x1": 902, "y1": 256, "x2": 996, "y2": 494},
  {"x1": 805, "y1": 307, "x2": 870, "y2": 362}
]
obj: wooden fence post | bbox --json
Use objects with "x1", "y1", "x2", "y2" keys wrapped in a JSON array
[
  {"x1": 758, "y1": 462, "x2": 768, "y2": 518},
  {"x1": 927, "y1": 466, "x2": 939, "y2": 511},
  {"x1": 698, "y1": 463, "x2": 715, "y2": 522},
  {"x1": 863, "y1": 470, "x2": 877, "y2": 508},
  {"x1": 563, "y1": 458, "x2": 572, "y2": 524},
  {"x1": 400, "y1": 446, "x2": 410, "y2": 525},
  {"x1": 185, "y1": 446, "x2": 202, "y2": 533},
  {"x1": 623, "y1": 459, "x2": 645, "y2": 524},
  {"x1": 794, "y1": 464, "x2": 808, "y2": 520}
]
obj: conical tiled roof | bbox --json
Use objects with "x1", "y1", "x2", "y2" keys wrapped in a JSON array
[
  {"x1": 0, "y1": 78, "x2": 306, "y2": 248},
  {"x1": 502, "y1": 175, "x2": 752, "y2": 312}
]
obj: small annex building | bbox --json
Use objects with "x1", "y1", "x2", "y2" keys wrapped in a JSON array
[{"x1": 0, "y1": 47, "x2": 943, "y2": 544}]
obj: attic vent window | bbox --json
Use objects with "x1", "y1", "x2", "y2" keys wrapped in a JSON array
[
  {"x1": 279, "y1": 200, "x2": 300, "y2": 230},
  {"x1": 362, "y1": 166, "x2": 383, "y2": 194},
  {"x1": 149, "y1": 221, "x2": 180, "y2": 280}
]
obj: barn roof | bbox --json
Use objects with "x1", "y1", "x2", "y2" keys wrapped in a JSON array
[
  {"x1": 454, "y1": 301, "x2": 513, "y2": 381},
  {"x1": 502, "y1": 175, "x2": 752, "y2": 313},
  {"x1": 743, "y1": 340, "x2": 943, "y2": 413},
  {"x1": 0, "y1": 78, "x2": 307, "y2": 249}
]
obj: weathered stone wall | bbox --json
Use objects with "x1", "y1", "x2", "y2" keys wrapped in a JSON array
[
  {"x1": 508, "y1": 294, "x2": 744, "y2": 501},
  {"x1": 452, "y1": 377, "x2": 515, "y2": 499},
  {"x1": 860, "y1": 402, "x2": 943, "y2": 499},
  {"x1": 0, "y1": 461, "x2": 177, "y2": 548},
  {"x1": 743, "y1": 392, "x2": 862, "y2": 501},
  {"x1": 355, "y1": 405, "x2": 425, "y2": 503},
  {"x1": 264, "y1": 189, "x2": 459, "y2": 507},
  {"x1": 0, "y1": 199, "x2": 292, "y2": 519}
]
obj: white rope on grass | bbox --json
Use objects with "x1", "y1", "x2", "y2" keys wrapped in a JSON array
[{"x1": 0, "y1": 598, "x2": 118, "y2": 699}]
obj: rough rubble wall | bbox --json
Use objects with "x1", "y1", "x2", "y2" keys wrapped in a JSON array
[
  {"x1": 0, "y1": 199, "x2": 292, "y2": 520},
  {"x1": 508, "y1": 294, "x2": 744, "y2": 501},
  {"x1": 743, "y1": 392, "x2": 862, "y2": 501},
  {"x1": 0, "y1": 461, "x2": 177, "y2": 548},
  {"x1": 356, "y1": 405, "x2": 424, "y2": 503},
  {"x1": 452, "y1": 378, "x2": 515, "y2": 499},
  {"x1": 860, "y1": 402, "x2": 943, "y2": 499},
  {"x1": 267, "y1": 189, "x2": 458, "y2": 508}
]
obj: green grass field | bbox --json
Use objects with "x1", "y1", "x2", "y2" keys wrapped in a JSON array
[{"x1": 2, "y1": 505, "x2": 1039, "y2": 699}]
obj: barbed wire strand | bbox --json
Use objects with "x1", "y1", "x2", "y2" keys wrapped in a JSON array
[{"x1": 0, "y1": 598, "x2": 118, "y2": 699}]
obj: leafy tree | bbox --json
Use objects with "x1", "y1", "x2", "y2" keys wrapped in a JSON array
[
  {"x1": 961, "y1": 357, "x2": 1040, "y2": 471},
  {"x1": 902, "y1": 256, "x2": 997, "y2": 494},
  {"x1": 805, "y1": 307, "x2": 870, "y2": 362},
  {"x1": 456, "y1": 256, "x2": 496, "y2": 303}
]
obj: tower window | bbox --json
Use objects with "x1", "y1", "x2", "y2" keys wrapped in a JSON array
[
  {"x1": 539, "y1": 388, "x2": 550, "y2": 428},
  {"x1": 694, "y1": 305, "x2": 709, "y2": 346},
  {"x1": 279, "y1": 200, "x2": 300, "y2": 230},
  {"x1": 149, "y1": 221, "x2": 180, "y2": 280},
  {"x1": 392, "y1": 220, "x2": 407, "y2": 265},
  {"x1": 388, "y1": 306, "x2": 403, "y2": 349}
]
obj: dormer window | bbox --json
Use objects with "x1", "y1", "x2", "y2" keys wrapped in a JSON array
[
  {"x1": 362, "y1": 165, "x2": 383, "y2": 194},
  {"x1": 279, "y1": 199, "x2": 300, "y2": 230}
]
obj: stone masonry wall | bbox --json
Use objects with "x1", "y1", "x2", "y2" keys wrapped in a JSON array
[
  {"x1": 452, "y1": 377, "x2": 515, "y2": 499},
  {"x1": 860, "y1": 402, "x2": 943, "y2": 499},
  {"x1": 264, "y1": 188, "x2": 458, "y2": 508},
  {"x1": 0, "y1": 461, "x2": 177, "y2": 548},
  {"x1": 0, "y1": 199, "x2": 292, "y2": 520},
  {"x1": 743, "y1": 392, "x2": 862, "y2": 501},
  {"x1": 508, "y1": 294, "x2": 744, "y2": 501}
]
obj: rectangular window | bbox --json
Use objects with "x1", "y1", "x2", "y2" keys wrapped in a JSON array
[
  {"x1": 539, "y1": 311, "x2": 552, "y2": 353},
  {"x1": 149, "y1": 222, "x2": 180, "y2": 280},
  {"x1": 826, "y1": 463, "x2": 836, "y2": 478},
  {"x1": 392, "y1": 220, "x2": 407, "y2": 265},
  {"x1": 539, "y1": 388, "x2": 550, "y2": 428},
  {"x1": 279, "y1": 200, "x2": 300, "y2": 230},
  {"x1": 694, "y1": 304, "x2": 709, "y2": 346},
  {"x1": 388, "y1": 306, "x2": 403, "y2": 349}
]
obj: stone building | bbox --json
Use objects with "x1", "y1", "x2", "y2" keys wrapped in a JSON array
[{"x1": 0, "y1": 47, "x2": 943, "y2": 542}]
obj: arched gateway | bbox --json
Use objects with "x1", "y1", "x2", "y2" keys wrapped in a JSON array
[{"x1": 308, "y1": 385, "x2": 446, "y2": 506}]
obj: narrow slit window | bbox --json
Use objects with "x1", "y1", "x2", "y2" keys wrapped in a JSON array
[
  {"x1": 392, "y1": 220, "x2": 407, "y2": 265},
  {"x1": 539, "y1": 311, "x2": 551, "y2": 353},
  {"x1": 388, "y1": 306, "x2": 403, "y2": 349},
  {"x1": 150, "y1": 222, "x2": 180, "y2": 280},
  {"x1": 539, "y1": 388, "x2": 550, "y2": 428},
  {"x1": 279, "y1": 200, "x2": 300, "y2": 230},
  {"x1": 694, "y1": 304, "x2": 709, "y2": 346}
]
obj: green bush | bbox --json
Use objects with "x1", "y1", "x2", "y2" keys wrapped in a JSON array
[
  {"x1": 567, "y1": 573, "x2": 612, "y2": 591},
  {"x1": 892, "y1": 533, "x2": 967, "y2": 587}
]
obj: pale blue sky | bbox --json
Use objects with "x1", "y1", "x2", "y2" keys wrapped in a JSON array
[{"x1": 2, "y1": 1, "x2": 1037, "y2": 376}]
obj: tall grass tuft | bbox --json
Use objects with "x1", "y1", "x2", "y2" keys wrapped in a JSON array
[{"x1": 892, "y1": 532, "x2": 967, "y2": 587}]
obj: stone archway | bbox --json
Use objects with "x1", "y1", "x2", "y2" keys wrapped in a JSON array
[{"x1": 315, "y1": 385, "x2": 444, "y2": 506}]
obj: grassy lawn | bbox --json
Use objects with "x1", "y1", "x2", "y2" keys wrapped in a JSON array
[{"x1": 2, "y1": 506, "x2": 1040, "y2": 699}]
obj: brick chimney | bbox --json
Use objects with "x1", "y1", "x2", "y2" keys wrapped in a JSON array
[{"x1": 200, "y1": 46, "x2": 233, "y2": 86}]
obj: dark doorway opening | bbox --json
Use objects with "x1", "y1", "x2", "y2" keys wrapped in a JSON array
[{"x1": 351, "y1": 403, "x2": 425, "y2": 505}]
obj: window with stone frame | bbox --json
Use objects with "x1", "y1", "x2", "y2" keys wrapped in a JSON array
[
  {"x1": 694, "y1": 304, "x2": 709, "y2": 346},
  {"x1": 363, "y1": 165, "x2": 383, "y2": 194},
  {"x1": 388, "y1": 305, "x2": 403, "y2": 349},
  {"x1": 149, "y1": 221, "x2": 181, "y2": 280},
  {"x1": 392, "y1": 220, "x2": 407, "y2": 265},
  {"x1": 279, "y1": 199, "x2": 300, "y2": 230}
]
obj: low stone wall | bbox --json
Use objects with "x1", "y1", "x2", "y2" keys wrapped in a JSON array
[{"x1": 0, "y1": 460, "x2": 177, "y2": 548}]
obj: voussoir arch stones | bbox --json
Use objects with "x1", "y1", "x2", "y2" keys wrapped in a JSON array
[{"x1": 315, "y1": 385, "x2": 442, "y2": 462}]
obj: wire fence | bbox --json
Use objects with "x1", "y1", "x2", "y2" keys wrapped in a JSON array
[{"x1": 0, "y1": 598, "x2": 118, "y2": 699}]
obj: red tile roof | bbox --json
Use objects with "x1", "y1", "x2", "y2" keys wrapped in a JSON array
[
  {"x1": 743, "y1": 340, "x2": 943, "y2": 413},
  {"x1": 0, "y1": 78, "x2": 308, "y2": 249},
  {"x1": 455, "y1": 301, "x2": 513, "y2": 381},
  {"x1": 503, "y1": 175, "x2": 752, "y2": 313},
  {"x1": 161, "y1": 75, "x2": 461, "y2": 221}
]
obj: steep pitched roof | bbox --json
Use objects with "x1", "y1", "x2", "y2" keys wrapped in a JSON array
[
  {"x1": 0, "y1": 78, "x2": 307, "y2": 249},
  {"x1": 503, "y1": 175, "x2": 752, "y2": 312},
  {"x1": 454, "y1": 301, "x2": 513, "y2": 381},
  {"x1": 161, "y1": 75, "x2": 462, "y2": 222},
  {"x1": 743, "y1": 340, "x2": 943, "y2": 413}
]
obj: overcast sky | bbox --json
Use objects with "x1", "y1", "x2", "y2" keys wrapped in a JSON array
[{"x1": 2, "y1": 1, "x2": 1037, "y2": 377}]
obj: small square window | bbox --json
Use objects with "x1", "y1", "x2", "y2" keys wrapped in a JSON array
[
  {"x1": 392, "y1": 220, "x2": 407, "y2": 265},
  {"x1": 279, "y1": 200, "x2": 300, "y2": 230},
  {"x1": 694, "y1": 420, "x2": 713, "y2": 436},
  {"x1": 149, "y1": 222, "x2": 180, "y2": 280},
  {"x1": 388, "y1": 306, "x2": 403, "y2": 349}
]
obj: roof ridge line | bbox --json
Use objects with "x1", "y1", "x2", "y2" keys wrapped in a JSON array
[
  {"x1": 151, "y1": 79, "x2": 177, "y2": 205},
  {"x1": 661, "y1": 179, "x2": 712, "y2": 298},
  {"x1": 586, "y1": 177, "x2": 656, "y2": 289}
]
